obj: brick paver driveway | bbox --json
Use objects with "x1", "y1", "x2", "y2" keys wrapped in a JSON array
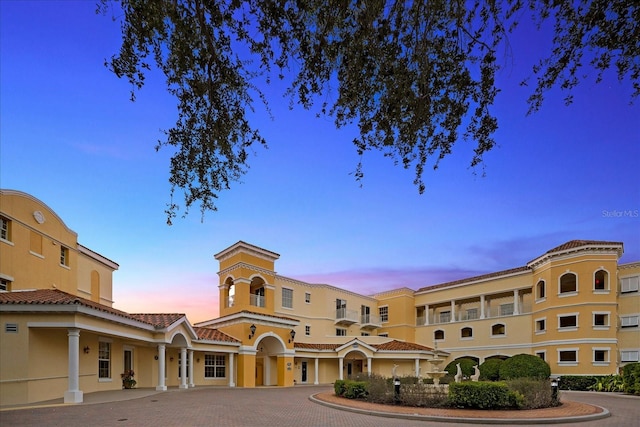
[{"x1": 1, "y1": 386, "x2": 638, "y2": 426}]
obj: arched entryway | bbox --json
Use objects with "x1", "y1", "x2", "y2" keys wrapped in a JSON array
[
  {"x1": 343, "y1": 350, "x2": 367, "y2": 380},
  {"x1": 254, "y1": 334, "x2": 286, "y2": 386}
]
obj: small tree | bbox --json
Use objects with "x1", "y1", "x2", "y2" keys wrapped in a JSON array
[
  {"x1": 479, "y1": 358, "x2": 504, "y2": 381},
  {"x1": 445, "y1": 358, "x2": 477, "y2": 378},
  {"x1": 499, "y1": 354, "x2": 550, "y2": 380}
]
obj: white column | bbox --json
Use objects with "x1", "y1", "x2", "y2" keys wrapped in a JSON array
[
  {"x1": 415, "y1": 358, "x2": 420, "y2": 377},
  {"x1": 64, "y1": 328, "x2": 83, "y2": 403},
  {"x1": 450, "y1": 300, "x2": 456, "y2": 322},
  {"x1": 425, "y1": 305, "x2": 430, "y2": 325},
  {"x1": 367, "y1": 357, "x2": 372, "y2": 376},
  {"x1": 314, "y1": 358, "x2": 319, "y2": 385},
  {"x1": 480, "y1": 295, "x2": 486, "y2": 319},
  {"x1": 229, "y1": 353, "x2": 236, "y2": 387},
  {"x1": 188, "y1": 350, "x2": 195, "y2": 388},
  {"x1": 156, "y1": 344, "x2": 167, "y2": 391},
  {"x1": 513, "y1": 290, "x2": 520, "y2": 315},
  {"x1": 338, "y1": 357, "x2": 344, "y2": 380},
  {"x1": 180, "y1": 348, "x2": 188, "y2": 389}
]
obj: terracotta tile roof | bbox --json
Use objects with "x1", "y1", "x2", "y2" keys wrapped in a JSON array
[
  {"x1": 416, "y1": 266, "x2": 530, "y2": 293},
  {"x1": 213, "y1": 310, "x2": 299, "y2": 323},
  {"x1": 294, "y1": 343, "x2": 341, "y2": 350},
  {"x1": 194, "y1": 327, "x2": 240, "y2": 343},
  {"x1": 543, "y1": 240, "x2": 623, "y2": 255},
  {"x1": 373, "y1": 340, "x2": 434, "y2": 352},
  {"x1": 129, "y1": 313, "x2": 186, "y2": 328},
  {"x1": 0, "y1": 289, "x2": 186, "y2": 330}
]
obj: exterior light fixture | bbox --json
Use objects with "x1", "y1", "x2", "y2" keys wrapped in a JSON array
[
  {"x1": 289, "y1": 329, "x2": 296, "y2": 343},
  {"x1": 83, "y1": 346, "x2": 90, "y2": 354},
  {"x1": 249, "y1": 324, "x2": 257, "y2": 339}
]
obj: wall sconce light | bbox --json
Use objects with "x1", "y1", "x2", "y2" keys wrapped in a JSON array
[
  {"x1": 83, "y1": 346, "x2": 90, "y2": 354},
  {"x1": 249, "y1": 324, "x2": 256, "y2": 339},
  {"x1": 289, "y1": 329, "x2": 296, "y2": 343},
  {"x1": 196, "y1": 358, "x2": 200, "y2": 363},
  {"x1": 170, "y1": 356, "x2": 174, "y2": 362},
  {"x1": 154, "y1": 355, "x2": 159, "y2": 360}
]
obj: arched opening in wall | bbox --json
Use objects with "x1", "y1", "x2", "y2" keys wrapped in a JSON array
[
  {"x1": 255, "y1": 335, "x2": 285, "y2": 386},
  {"x1": 560, "y1": 273, "x2": 577, "y2": 294},
  {"x1": 491, "y1": 323, "x2": 506, "y2": 336},
  {"x1": 485, "y1": 354, "x2": 509, "y2": 361},
  {"x1": 225, "y1": 277, "x2": 235, "y2": 308},
  {"x1": 250, "y1": 277, "x2": 266, "y2": 308},
  {"x1": 594, "y1": 270, "x2": 608, "y2": 290},
  {"x1": 343, "y1": 350, "x2": 367, "y2": 380},
  {"x1": 434, "y1": 329, "x2": 445, "y2": 341},
  {"x1": 536, "y1": 280, "x2": 545, "y2": 299},
  {"x1": 461, "y1": 327, "x2": 473, "y2": 339}
]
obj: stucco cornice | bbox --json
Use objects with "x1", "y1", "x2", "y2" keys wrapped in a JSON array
[{"x1": 214, "y1": 241, "x2": 280, "y2": 263}]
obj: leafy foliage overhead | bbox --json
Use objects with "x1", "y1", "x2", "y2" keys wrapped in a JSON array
[{"x1": 99, "y1": 0, "x2": 639, "y2": 223}]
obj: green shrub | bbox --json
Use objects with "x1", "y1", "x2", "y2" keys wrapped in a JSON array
[
  {"x1": 397, "y1": 383, "x2": 449, "y2": 408},
  {"x1": 558, "y1": 376, "x2": 597, "y2": 391},
  {"x1": 334, "y1": 379, "x2": 346, "y2": 396},
  {"x1": 588, "y1": 375, "x2": 624, "y2": 392},
  {"x1": 479, "y1": 358, "x2": 504, "y2": 381},
  {"x1": 622, "y1": 363, "x2": 640, "y2": 395},
  {"x1": 445, "y1": 358, "x2": 477, "y2": 378},
  {"x1": 506, "y1": 378, "x2": 559, "y2": 409},
  {"x1": 364, "y1": 374, "x2": 394, "y2": 404},
  {"x1": 449, "y1": 381, "x2": 520, "y2": 409},
  {"x1": 344, "y1": 381, "x2": 368, "y2": 399},
  {"x1": 499, "y1": 354, "x2": 550, "y2": 380}
]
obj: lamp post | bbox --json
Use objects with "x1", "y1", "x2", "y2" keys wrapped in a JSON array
[{"x1": 551, "y1": 377, "x2": 559, "y2": 401}]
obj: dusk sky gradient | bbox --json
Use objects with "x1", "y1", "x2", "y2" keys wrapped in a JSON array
[{"x1": 1, "y1": 1, "x2": 638, "y2": 323}]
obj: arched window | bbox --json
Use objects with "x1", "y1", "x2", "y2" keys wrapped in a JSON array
[
  {"x1": 536, "y1": 280, "x2": 545, "y2": 299},
  {"x1": 491, "y1": 323, "x2": 506, "y2": 336},
  {"x1": 560, "y1": 273, "x2": 577, "y2": 294},
  {"x1": 461, "y1": 327, "x2": 473, "y2": 338},
  {"x1": 434, "y1": 330, "x2": 445, "y2": 340},
  {"x1": 594, "y1": 270, "x2": 608, "y2": 291},
  {"x1": 226, "y1": 278, "x2": 235, "y2": 308}
]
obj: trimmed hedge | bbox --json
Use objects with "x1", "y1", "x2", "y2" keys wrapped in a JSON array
[
  {"x1": 558, "y1": 376, "x2": 597, "y2": 391},
  {"x1": 479, "y1": 358, "x2": 504, "y2": 381},
  {"x1": 506, "y1": 379, "x2": 559, "y2": 409},
  {"x1": 449, "y1": 381, "x2": 522, "y2": 409},
  {"x1": 622, "y1": 363, "x2": 640, "y2": 395},
  {"x1": 333, "y1": 379, "x2": 368, "y2": 399},
  {"x1": 499, "y1": 354, "x2": 550, "y2": 380}
]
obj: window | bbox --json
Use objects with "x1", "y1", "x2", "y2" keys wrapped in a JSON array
[
  {"x1": 491, "y1": 323, "x2": 505, "y2": 336},
  {"x1": 535, "y1": 351, "x2": 546, "y2": 361},
  {"x1": 535, "y1": 318, "x2": 546, "y2": 333},
  {"x1": 0, "y1": 216, "x2": 11, "y2": 241},
  {"x1": 379, "y1": 306, "x2": 388, "y2": 323},
  {"x1": 378, "y1": 333, "x2": 388, "y2": 337},
  {"x1": 305, "y1": 325, "x2": 310, "y2": 336},
  {"x1": 282, "y1": 288, "x2": 293, "y2": 309},
  {"x1": 621, "y1": 315, "x2": 639, "y2": 328},
  {"x1": 434, "y1": 330, "x2": 445, "y2": 340},
  {"x1": 466, "y1": 308, "x2": 478, "y2": 320},
  {"x1": 536, "y1": 280, "x2": 546, "y2": 300},
  {"x1": 593, "y1": 313, "x2": 609, "y2": 327},
  {"x1": 500, "y1": 303, "x2": 514, "y2": 316},
  {"x1": 621, "y1": 276, "x2": 640, "y2": 293},
  {"x1": 559, "y1": 350, "x2": 577, "y2": 363},
  {"x1": 0, "y1": 278, "x2": 10, "y2": 292},
  {"x1": 560, "y1": 273, "x2": 577, "y2": 294},
  {"x1": 594, "y1": 270, "x2": 607, "y2": 290},
  {"x1": 305, "y1": 292, "x2": 311, "y2": 304},
  {"x1": 204, "y1": 354, "x2": 226, "y2": 378},
  {"x1": 559, "y1": 314, "x2": 578, "y2": 329},
  {"x1": 336, "y1": 328, "x2": 347, "y2": 336},
  {"x1": 361, "y1": 305, "x2": 371, "y2": 323},
  {"x1": 621, "y1": 351, "x2": 640, "y2": 362},
  {"x1": 60, "y1": 246, "x2": 69, "y2": 266},
  {"x1": 361, "y1": 332, "x2": 370, "y2": 336},
  {"x1": 461, "y1": 327, "x2": 473, "y2": 338},
  {"x1": 439, "y1": 310, "x2": 451, "y2": 323},
  {"x1": 98, "y1": 341, "x2": 111, "y2": 379},
  {"x1": 593, "y1": 349, "x2": 609, "y2": 363}
]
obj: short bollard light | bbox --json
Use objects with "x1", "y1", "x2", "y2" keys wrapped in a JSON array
[
  {"x1": 550, "y1": 377, "x2": 559, "y2": 401},
  {"x1": 394, "y1": 378, "x2": 401, "y2": 404}
]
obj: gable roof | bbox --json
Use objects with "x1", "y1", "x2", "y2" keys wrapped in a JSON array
[{"x1": 194, "y1": 327, "x2": 241, "y2": 343}]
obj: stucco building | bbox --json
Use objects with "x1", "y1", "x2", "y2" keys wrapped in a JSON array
[{"x1": 1, "y1": 189, "x2": 639, "y2": 406}]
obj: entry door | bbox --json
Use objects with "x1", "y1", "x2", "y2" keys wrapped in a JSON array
[
  {"x1": 347, "y1": 362, "x2": 352, "y2": 378},
  {"x1": 301, "y1": 361, "x2": 307, "y2": 383}
]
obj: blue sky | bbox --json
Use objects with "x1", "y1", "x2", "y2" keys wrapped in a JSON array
[{"x1": 2, "y1": 1, "x2": 638, "y2": 323}]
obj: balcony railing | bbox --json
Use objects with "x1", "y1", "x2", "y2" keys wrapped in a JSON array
[
  {"x1": 335, "y1": 308, "x2": 359, "y2": 325},
  {"x1": 360, "y1": 314, "x2": 382, "y2": 329},
  {"x1": 418, "y1": 304, "x2": 533, "y2": 325},
  {"x1": 250, "y1": 294, "x2": 265, "y2": 308}
]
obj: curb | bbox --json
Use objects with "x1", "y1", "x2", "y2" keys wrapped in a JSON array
[{"x1": 308, "y1": 394, "x2": 611, "y2": 425}]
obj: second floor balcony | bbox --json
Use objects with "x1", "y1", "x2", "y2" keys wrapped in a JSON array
[
  {"x1": 335, "y1": 308, "x2": 359, "y2": 325},
  {"x1": 360, "y1": 314, "x2": 382, "y2": 329},
  {"x1": 250, "y1": 294, "x2": 265, "y2": 308}
]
